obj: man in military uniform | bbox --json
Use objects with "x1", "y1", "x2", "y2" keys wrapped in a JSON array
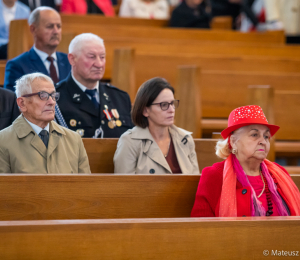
[{"x1": 55, "y1": 33, "x2": 134, "y2": 138}]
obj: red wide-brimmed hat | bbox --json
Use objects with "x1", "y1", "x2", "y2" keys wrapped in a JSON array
[{"x1": 221, "y1": 105, "x2": 280, "y2": 139}]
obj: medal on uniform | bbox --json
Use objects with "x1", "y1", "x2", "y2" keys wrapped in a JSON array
[
  {"x1": 103, "y1": 109, "x2": 115, "y2": 129},
  {"x1": 111, "y1": 109, "x2": 122, "y2": 127},
  {"x1": 70, "y1": 119, "x2": 77, "y2": 127},
  {"x1": 76, "y1": 129, "x2": 85, "y2": 137}
]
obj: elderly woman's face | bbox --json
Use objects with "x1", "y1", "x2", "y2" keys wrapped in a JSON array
[{"x1": 231, "y1": 124, "x2": 271, "y2": 161}]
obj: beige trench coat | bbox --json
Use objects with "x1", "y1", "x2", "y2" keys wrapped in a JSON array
[
  {"x1": 0, "y1": 115, "x2": 91, "y2": 173},
  {"x1": 113, "y1": 125, "x2": 200, "y2": 174},
  {"x1": 264, "y1": 0, "x2": 300, "y2": 35}
]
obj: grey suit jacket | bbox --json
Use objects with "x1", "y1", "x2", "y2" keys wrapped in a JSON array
[
  {"x1": 0, "y1": 115, "x2": 91, "y2": 173},
  {"x1": 113, "y1": 125, "x2": 200, "y2": 174}
]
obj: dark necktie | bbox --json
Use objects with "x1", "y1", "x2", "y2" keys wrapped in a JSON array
[
  {"x1": 47, "y1": 56, "x2": 59, "y2": 84},
  {"x1": 39, "y1": 130, "x2": 49, "y2": 148},
  {"x1": 85, "y1": 89, "x2": 99, "y2": 109}
]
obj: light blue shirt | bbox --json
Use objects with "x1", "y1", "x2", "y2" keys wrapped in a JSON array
[
  {"x1": 24, "y1": 116, "x2": 50, "y2": 135},
  {"x1": 0, "y1": 1, "x2": 30, "y2": 45},
  {"x1": 71, "y1": 73, "x2": 100, "y2": 103},
  {"x1": 33, "y1": 45, "x2": 60, "y2": 78}
]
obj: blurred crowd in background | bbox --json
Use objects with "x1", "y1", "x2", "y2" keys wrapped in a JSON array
[{"x1": 1, "y1": 0, "x2": 300, "y2": 60}]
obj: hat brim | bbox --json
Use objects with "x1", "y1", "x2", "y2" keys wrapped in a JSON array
[{"x1": 221, "y1": 122, "x2": 280, "y2": 139}]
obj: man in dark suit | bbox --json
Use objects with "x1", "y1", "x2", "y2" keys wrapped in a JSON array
[
  {"x1": 56, "y1": 33, "x2": 134, "y2": 138},
  {"x1": 0, "y1": 88, "x2": 20, "y2": 131},
  {"x1": 18, "y1": 0, "x2": 57, "y2": 11},
  {"x1": 4, "y1": 6, "x2": 71, "y2": 91}
]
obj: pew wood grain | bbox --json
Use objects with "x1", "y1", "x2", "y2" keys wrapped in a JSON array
[{"x1": 1, "y1": 217, "x2": 300, "y2": 260}]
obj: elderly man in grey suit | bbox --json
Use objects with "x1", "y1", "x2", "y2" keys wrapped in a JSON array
[{"x1": 0, "y1": 73, "x2": 91, "y2": 174}]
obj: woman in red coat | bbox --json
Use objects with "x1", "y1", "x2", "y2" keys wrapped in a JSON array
[
  {"x1": 191, "y1": 105, "x2": 300, "y2": 217},
  {"x1": 61, "y1": 0, "x2": 115, "y2": 16}
]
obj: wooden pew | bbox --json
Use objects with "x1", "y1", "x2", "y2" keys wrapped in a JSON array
[
  {"x1": 83, "y1": 138, "x2": 222, "y2": 174},
  {"x1": 8, "y1": 18, "x2": 287, "y2": 60},
  {"x1": 1, "y1": 217, "x2": 300, "y2": 260},
  {"x1": 0, "y1": 174, "x2": 299, "y2": 221},
  {"x1": 0, "y1": 60, "x2": 5, "y2": 86}
]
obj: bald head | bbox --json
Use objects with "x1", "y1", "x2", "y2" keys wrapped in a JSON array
[{"x1": 29, "y1": 7, "x2": 62, "y2": 55}]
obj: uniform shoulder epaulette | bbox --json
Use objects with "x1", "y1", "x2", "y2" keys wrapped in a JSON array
[{"x1": 102, "y1": 82, "x2": 128, "y2": 94}]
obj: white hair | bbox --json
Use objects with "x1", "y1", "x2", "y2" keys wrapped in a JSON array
[
  {"x1": 69, "y1": 33, "x2": 104, "y2": 54},
  {"x1": 15, "y1": 73, "x2": 53, "y2": 98},
  {"x1": 215, "y1": 127, "x2": 246, "y2": 159},
  {"x1": 28, "y1": 6, "x2": 58, "y2": 26}
]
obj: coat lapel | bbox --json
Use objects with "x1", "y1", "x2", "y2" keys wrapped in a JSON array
[
  {"x1": 56, "y1": 52, "x2": 69, "y2": 81},
  {"x1": 66, "y1": 75, "x2": 99, "y2": 117},
  {"x1": 29, "y1": 48, "x2": 49, "y2": 75},
  {"x1": 131, "y1": 127, "x2": 172, "y2": 173},
  {"x1": 13, "y1": 115, "x2": 47, "y2": 159},
  {"x1": 169, "y1": 125, "x2": 193, "y2": 174},
  {"x1": 47, "y1": 121, "x2": 66, "y2": 158}
]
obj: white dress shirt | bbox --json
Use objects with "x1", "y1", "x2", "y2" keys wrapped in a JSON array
[
  {"x1": 2, "y1": 1, "x2": 17, "y2": 27},
  {"x1": 71, "y1": 73, "x2": 100, "y2": 103},
  {"x1": 33, "y1": 45, "x2": 60, "y2": 78},
  {"x1": 24, "y1": 116, "x2": 50, "y2": 135}
]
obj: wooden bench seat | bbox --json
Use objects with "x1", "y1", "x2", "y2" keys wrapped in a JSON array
[
  {"x1": 1, "y1": 217, "x2": 300, "y2": 260},
  {"x1": 0, "y1": 174, "x2": 299, "y2": 221}
]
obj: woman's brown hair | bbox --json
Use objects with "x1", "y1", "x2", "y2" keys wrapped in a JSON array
[{"x1": 131, "y1": 77, "x2": 174, "y2": 128}]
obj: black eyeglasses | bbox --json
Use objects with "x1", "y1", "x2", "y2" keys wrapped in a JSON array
[
  {"x1": 150, "y1": 100, "x2": 179, "y2": 111},
  {"x1": 22, "y1": 91, "x2": 60, "y2": 101}
]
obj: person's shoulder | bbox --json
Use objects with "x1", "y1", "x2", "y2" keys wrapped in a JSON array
[
  {"x1": 0, "y1": 88, "x2": 15, "y2": 99},
  {"x1": 56, "y1": 76, "x2": 69, "y2": 90},
  {"x1": 7, "y1": 50, "x2": 30, "y2": 65},
  {"x1": 202, "y1": 161, "x2": 225, "y2": 177},
  {"x1": 52, "y1": 121, "x2": 82, "y2": 140},
  {"x1": 16, "y1": 1, "x2": 31, "y2": 14},
  {"x1": 0, "y1": 123, "x2": 15, "y2": 142},
  {"x1": 56, "y1": 51, "x2": 69, "y2": 59},
  {"x1": 101, "y1": 82, "x2": 130, "y2": 96}
]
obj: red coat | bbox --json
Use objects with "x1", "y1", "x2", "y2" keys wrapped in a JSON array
[
  {"x1": 191, "y1": 161, "x2": 296, "y2": 217},
  {"x1": 61, "y1": 0, "x2": 115, "y2": 16}
]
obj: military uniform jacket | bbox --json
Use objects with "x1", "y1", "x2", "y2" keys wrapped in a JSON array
[
  {"x1": 56, "y1": 74, "x2": 134, "y2": 138},
  {"x1": 0, "y1": 115, "x2": 91, "y2": 174}
]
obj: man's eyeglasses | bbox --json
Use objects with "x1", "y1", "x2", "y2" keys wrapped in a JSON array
[
  {"x1": 150, "y1": 100, "x2": 179, "y2": 111},
  {"x1": 22, "y1": 91, "x2": 60, "y2": 101}
]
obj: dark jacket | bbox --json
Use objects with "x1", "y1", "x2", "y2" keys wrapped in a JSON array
[
  {"x1": 4, "y1": 48, "x2": 71, "y2": 91},
  {"x1": 56, "y1": 74, "x2": 134, "y2": 138},
  {"x1": 170, "y1": 1, "x2": 211, "y2": 28},
  {"x1": 0, "y1": 88, "x2": 20, "y2": 131}
]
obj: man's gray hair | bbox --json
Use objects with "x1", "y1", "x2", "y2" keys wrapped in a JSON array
[
  {"x1": 15, "y1": 73, "x2": 53, "y2": 98},
  {"x1": 28, "y1": 6, "x2": 58, "y2": 26},
  {"x1": 69, "y1": 33, "x2": 104, "y2": 54}
]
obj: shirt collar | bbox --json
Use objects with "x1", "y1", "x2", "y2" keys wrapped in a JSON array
[
  {"x1": 71, "y1": 73, "x2": 99, "y2": 93},
  {"x1": 23, "y1": 116, "x2": 50, "y2": 135},
  {"x1": 33, "y1": 45, "x2": 57, "y2": 63}
]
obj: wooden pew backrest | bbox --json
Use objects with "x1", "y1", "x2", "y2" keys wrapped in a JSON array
[
  {"x1": 0, "y1": 174, "x2": 299, "y2": 221},
  {"x1": 82, "y1": 138, "x2": 222, "y2": 173},
  {"x1": 1, "y1": 217, "x2": 300, "y2": 260}
]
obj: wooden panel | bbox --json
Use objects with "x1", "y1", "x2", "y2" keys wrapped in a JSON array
[
  {"x1": 111, "y1": 48, "x2": 135, "y2": 101},
  {"x1": 274, "y1": 91, "x2": 300, "y2": 140},
  {"x1": 210, "y1": 16, "x2": 233, "y2": 30},
  {"x1": 0, "y1": 217, "x2": 300, "y2": 260},
  {"x1": 61, "y1": 14, "x2": 169, "y2": 27},
  {"x1": 0, "y1": 60, "x2": 6, "y2": 86},
  {"x1": 82, "y1": 138, "x2": 118, "y2": 173},
  {"x1": 0, "y1": 174, "x2": 299, "y2": 222},
  {"x1": 0, "y1": 175, "x2": 200, "y2": 220},
  {"x1": 175, "y1": 66, "x2": 202, "y2": 138},
  {"x1": 82, "y1": 138, "x2": 221, "y2": 173}
]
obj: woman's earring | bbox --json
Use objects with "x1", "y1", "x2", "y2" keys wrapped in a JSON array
[{"x1": 232, "y1": 149, "x2": 237, "y2": 154}]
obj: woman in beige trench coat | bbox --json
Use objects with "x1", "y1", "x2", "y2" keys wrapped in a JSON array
[{"x1": 113, "y1": 77, "x2": 200, "y2": 174}]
